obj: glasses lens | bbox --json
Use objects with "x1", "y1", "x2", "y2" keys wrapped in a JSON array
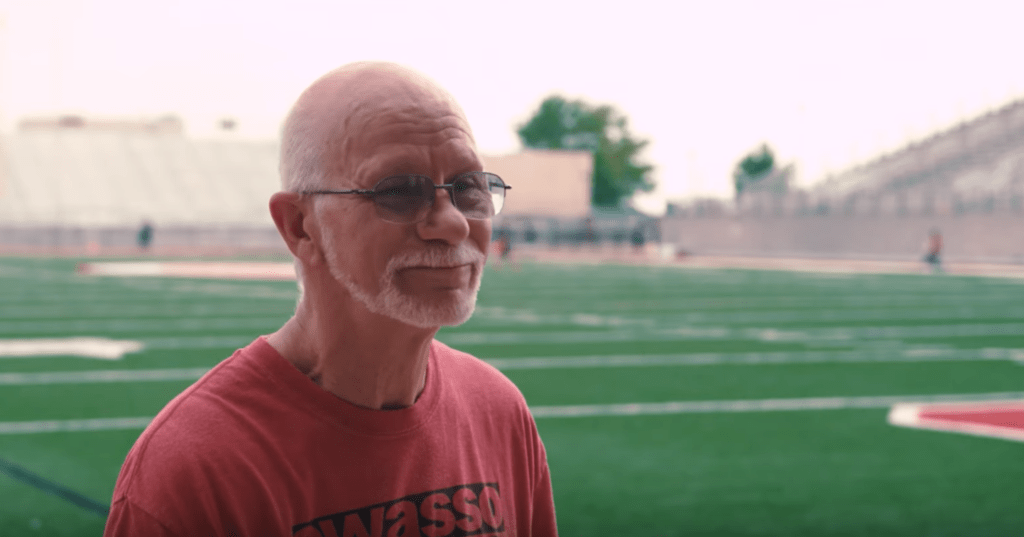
[
  {"x1": 487, "y1": 174, "x2": 507, "y2": 216},
  {"x1": 371, "y1": 175, "x2": 433, "y2": 223},
  {"x1": 450, "y1": 172, "x2": 495, "y2": 219}
]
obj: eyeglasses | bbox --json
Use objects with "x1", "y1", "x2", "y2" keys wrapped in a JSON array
[{"x1": 300, "y1": 172, "x2": 511, "y2": 224}]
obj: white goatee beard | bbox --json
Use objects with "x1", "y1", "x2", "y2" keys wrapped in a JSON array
[{"x1": 324, "y1": 236, "x2": 486, "y2": 329}]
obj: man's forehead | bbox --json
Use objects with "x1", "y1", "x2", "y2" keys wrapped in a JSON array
[
  {"x1": 353, "y1": 93, "x2": 473, "y2": 144},
  {"x1": 348, "y1": 133, "x2": 482, "y2": 182},
  {"x1": 292, "y1": 62, "x2": 480, "y2": 181},
  {"x1": 362, "y1": 108, "x2": 474, "y2": 144}
]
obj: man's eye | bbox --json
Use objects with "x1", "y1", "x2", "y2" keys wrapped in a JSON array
[
  {"x1": 454, "y1": 175, "x2": 486, "y2": 192},
  {"x1": 377, "y1": 182, "x2": 424, "y2": 197},
  {"x1": 379, "y1": 186, "x2": 414, "y2": 197}
]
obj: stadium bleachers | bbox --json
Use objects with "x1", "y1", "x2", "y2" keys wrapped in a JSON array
[
  {"x1": 0, "y1": 130, "x2": 280, "y2": 228},
  {"x1": 814, "y1": 98, "x2": 1024, "y2": 201}
]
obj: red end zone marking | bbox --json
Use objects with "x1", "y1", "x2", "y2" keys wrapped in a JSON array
[
  {"x1": 77, "y1": 262, "x2": 296, "y2": 281},
  {"x1": 888, "y1": 400, "x2": 1024, "y2": 443}
]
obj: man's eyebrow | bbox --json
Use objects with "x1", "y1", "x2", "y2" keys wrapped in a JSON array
[
  {"x1": 371, "y1": 160, "x2": 482, "y2": 181},
  {"x1": 447, "y1": 168, "x2": 484, "y2": 180}
]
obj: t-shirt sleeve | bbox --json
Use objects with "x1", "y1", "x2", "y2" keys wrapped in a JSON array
[
  {"x1": 104, "y1": 497, "x2": 181, "y2": 537},
  {"x1": 522, "y1": 402, "x2": 558, "y2": 537},
  {"x1": 532, "y1": 453, "x2": 559, "y2": 537}
]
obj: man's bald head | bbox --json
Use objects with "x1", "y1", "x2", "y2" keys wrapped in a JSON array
[{"x1": 279, "y1": 62, "x2": 475, "y2": 192}]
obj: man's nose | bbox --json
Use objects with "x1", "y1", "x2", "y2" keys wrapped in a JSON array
[{"x1": 416, "y1": 187, "x2": 471, "y2": 244}]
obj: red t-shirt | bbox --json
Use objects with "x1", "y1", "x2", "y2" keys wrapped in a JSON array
[{"x1": 104, "y1": 337, "x2": 557, "y2": 537}]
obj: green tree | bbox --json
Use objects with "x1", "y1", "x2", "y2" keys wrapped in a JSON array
[
  {"x1": 517, "y1": 96, "x2": 654, "y2": 208},
  {"x1": 733, "y1": 144, "x2": 776, "y2": 198}
]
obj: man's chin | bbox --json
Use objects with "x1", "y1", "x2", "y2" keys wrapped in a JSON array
[
  {"x1": 437, "y1": 304, "x2": 476, "y2": 327},
  {"x1": 337, "y1": 266, "x2": 480, "y2": 329},
  {"x1": 415, "y1": 298, "x2": 477, "y2": 328},
  {"x1": 376, "y1": 290, "x2": 478, "y2": 329}
]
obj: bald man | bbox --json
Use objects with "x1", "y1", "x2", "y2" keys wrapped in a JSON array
[{"x1": 104, "y1": 62, "x2": 558, "y2": 537}]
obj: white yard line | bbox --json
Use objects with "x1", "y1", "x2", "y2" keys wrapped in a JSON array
[
  {"x1": 0, "y1": 368, "x2": 210, "y2": 385},
  {"x1": 0, "y1": 417, "x2": 153, "y2": 435},
  {"x1": 77, "y1": 261, "x2": 296, "y2": 280},
  {"x1": 4, "y1": 319, "x2": 1021, "y2": 351},
  {"x1": 485, "y1": 348, "x2": 1024, "y2": 369},
  {"x1": 0, "y1": 337, "x2": 144, "y2": 360},
  {"x1": 440, "y1": 322, "x2": 1024, "y2": 345},
  {"x1": 4, "y1": 393, "x2": 1023, "y2": 433},
  {"x1": 473, "y1": 306, "x2": 650, "y2": 329},
  {"x1": 0, "y1": 335, "x2": 254, "y2": 356},
  {"x1": 2, "y1": 348, "x2": 1021, "y2": 386},
  {"x1": 529, "y1": 392, "x2": 1024, "y2": 419},
  {"x1": 6, "y1": 314, "x2": 1023, "y2": 351},
  {"x1": 0, "y1": 317, "x2": 284, "y2": 336},
  {"x1": 651, "y1": 306, "x2": 1024, "y2": 326}
]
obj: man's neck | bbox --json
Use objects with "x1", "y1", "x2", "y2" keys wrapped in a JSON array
[{"x1": 266, "y1": 300, "x2": 438, "y2": 410}]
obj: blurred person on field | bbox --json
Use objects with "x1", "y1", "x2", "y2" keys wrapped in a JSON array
[
  {"x1": 923, "y1": 227, "x2": 943, "y2": 273},
  {"x1": 136, "y1": 221, "x2": 153, "y2": 251},
  {"x1": 630, "y1": 225, "x2": 646, "y2": 253},
  {"x1": 493, "y1": 227, "x2": 513, "y2": 266},
  {"x1": 105, "y1": 61, "x2": 557, "y2": 537}
]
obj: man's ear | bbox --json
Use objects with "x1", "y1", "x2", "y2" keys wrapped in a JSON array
[{"x1": 270, "y1": 192, "x2": 316, "y2": 260}]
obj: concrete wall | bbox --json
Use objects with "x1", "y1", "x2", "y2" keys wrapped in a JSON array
[
  {"x1": 664, "y1": 212, "x2": 1024, "y2": 263},
  {"x1": 0, "y1": 225, "x2": 288, "y2": 254},
  {"x1": 481, "y1": 149, "x2": 591, "y2": 218}
]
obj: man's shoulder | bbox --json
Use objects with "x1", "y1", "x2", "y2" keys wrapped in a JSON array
[
  {"x1": 111, "y1": 341, "x2": 287, "y2": 522},
  {"x1": 432, "y1": 338, "x2": 507, "y2": 379},
  {"x1": 431, "y1": 339, "x2": 528, "y2": 407},
  {"x1": 119, "y1": 340, "x2": 274, "y2": 472}
]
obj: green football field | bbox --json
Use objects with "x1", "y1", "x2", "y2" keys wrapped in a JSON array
[{"x1": 1, "y1": 256, "x2": 1023, "y2": 536}]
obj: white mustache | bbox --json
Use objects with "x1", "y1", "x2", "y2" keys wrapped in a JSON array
[{"x1": 386, "y1": 244, "x2": 485, "y2": 272}]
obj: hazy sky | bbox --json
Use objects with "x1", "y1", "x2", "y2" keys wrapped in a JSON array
[{"x1": 2, "y1": 0, "x2": 1022, "y2": 213}]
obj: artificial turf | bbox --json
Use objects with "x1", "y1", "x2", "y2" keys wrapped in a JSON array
[{"x1": 1, "y1": 257, "x2": 1023, "y2": 536}]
